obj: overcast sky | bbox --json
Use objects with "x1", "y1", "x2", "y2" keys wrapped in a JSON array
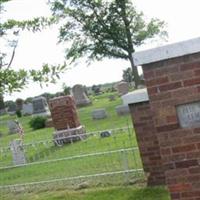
[{"x1": 2, "y1": 0, "x2": 200, "y2": 101}]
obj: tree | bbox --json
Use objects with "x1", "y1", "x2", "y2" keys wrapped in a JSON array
[
  {"x1": 122, "y1": 67, "x2": 134, "y2": 84},
  {"x1": 50, "y1": 0, "x2": 167, "y2": 88},
  {"x1": 62, "y1": 84, "x2": 71, "y2": 95},
  {"x1": 91, "y1": 84, "x2": 101, "y2": 95},
  {"x1": 0, "y1": 0, "x2": 66, "y2": 95}
]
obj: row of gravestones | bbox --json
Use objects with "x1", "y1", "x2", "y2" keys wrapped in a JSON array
[{"x1": 7, "y1": 82, "x2": 131, "y2": 117}]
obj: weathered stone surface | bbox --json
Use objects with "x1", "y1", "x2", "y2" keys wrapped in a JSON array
[
  {"x1": 10, "y1": 140, "x2": 26, "y2": 165},
  {"x1": 32, "y1": 96, "x2": 50, "y2": 116},
  {"x1": 7, "y1": 120, "x2": 18, "y2": 134},
  {"x1": 49, "y1": 95, "x2": 81, "y2": 130},
  {"x1": 72, "y1": 84, "x2": 91, "y2": 106},
  {"x1": 7, "y1": 104, "x2": 16, "y2": 115},
  {"x1": 115, "y1": 105, "x2": 130, "y2": 116},
  {"x1": 53, "y1": 126, "x2": 86, "y2": 146},
  {"x1": 22, "y1": 103, "x2": 33, "y2": 115},
  {"x1": 121, "y1": 88, "x2": 149, "y2": 105},
  {"x1": 49, "y1": 95, "x2": 85, "y2": 145},
  {"x1": 116, "y1": 81, "x2": 129, "y2": 96},
  {"x1": 92, "y1": 109, "x2": 107, "y2": 120}
]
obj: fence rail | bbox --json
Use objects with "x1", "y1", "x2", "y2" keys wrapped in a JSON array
[{"x1": 0, "y1": 127, "x2": 144, "y2": 193}]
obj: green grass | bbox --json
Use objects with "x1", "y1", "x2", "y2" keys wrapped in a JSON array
[
  {"x1": 0, "y1": 92, "x2": 170, "y2": 199},
  {"x1": 1, "y1": 186, "x2": 170, "y2": 200}
]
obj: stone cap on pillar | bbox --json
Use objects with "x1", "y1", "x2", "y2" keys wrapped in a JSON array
[
  {"x1": 122, "y1": 88, "x2": 149, "y2": 105},
  {"x1": 133, "y1": 37, "x2": 200, "y2": 66}
]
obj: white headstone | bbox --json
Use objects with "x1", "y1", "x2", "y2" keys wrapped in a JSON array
[
  {"x1": 10, "y1": 140, "x2": 26, "y2": 165},
  {"x1": 7, "y1": 120, "x2": 18, "y2": 134},
  {"x1": 121, "y1": 88, "x2": 149, "y2": 105},
  {"x1": 22, "y1": 103, "x2": 33, "y2": 115}
]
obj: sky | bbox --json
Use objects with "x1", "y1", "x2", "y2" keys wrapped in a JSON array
[{"x1": 1, "y1": 0, "x2": 200, "y2": 101}]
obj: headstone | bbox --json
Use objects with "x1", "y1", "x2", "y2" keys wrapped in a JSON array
[
  {"x1": 32, "y1": 96, "x2": 50, "y2": 116},
  {"x1": 7, "y1": 120, "x2": 18, "y2": 134},
  {"x1": 72, "y1": 84, "x2": 91, "y2": 107},
  {"x1": 49, "y1": 95, "x2": 86, "y2": 145},
  {"x1": 108, "y1": 95, "x2": 115, "y2": 101},
  {"x1": 115, "y1": 105, "x2": 130, "y2": 116},
  {"x1": 116, "y1": 81, "x2": 129, "y2": 96},
  {"x1": 121, "y1": 88, "x2": 148, "y2": 105},
  {"x1": 10, "y1": 140, "x2": 26, "y2": 165},
  {"x1": 92, "y1": 109, "x2": 107, "y2": 120},
  {"x1": 0, "y1": 108, "x2": 6, "y2": 115},
  {"x1": 22, "y1": 103, "x2": 33, "y2": 115},
  {"x1": 7, "y1": 104, "x2": 16, "y2": 115}
]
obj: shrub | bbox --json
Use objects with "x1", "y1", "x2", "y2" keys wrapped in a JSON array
[
  {"x1": 29, "y1": 116, "x2": 47, "y2": 130},
  {"x1": 16, "y1": 110, "x2": 22, "y2": 118}
]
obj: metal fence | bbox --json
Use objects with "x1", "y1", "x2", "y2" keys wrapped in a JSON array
[{"x1": 0, "y1": 127, "x2": 144, "y2": 193}]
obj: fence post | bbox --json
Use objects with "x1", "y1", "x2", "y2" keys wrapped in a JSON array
[{"x1": 121, "y1": 149, "x2": 129, "y2": 184}]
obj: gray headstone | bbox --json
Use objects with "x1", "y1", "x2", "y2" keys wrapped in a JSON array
[
  {"x1": 10, "y1": 140, "x2": 26, "y2": 165},
  {"x1": 7, "y1": 104, "x2": 16, "y2": 115},
  {"x1": 116, "y1": 105, "x2": 130, "y2": 116},
  {"x1": 108, "y1": 95, "x2": 116, "y2": 101},
  {"x1": 116, "y1": 82, "x2": 129, "y2": 96},
  {"x1": 7, "y1": 120, "x2": 18, "y2": 134},
  {"x1": 92, "y1": 109, "x2": 107, "y2": 120},
  {"x1": 32, "y1": 96, "x2": 50, "y2": 116},
  {"x1": 22, "y1": 103, "x2": 33, "y2": 115},
  {"x1": 72, "y1": 84, "x2": 91, "y2": 106}
]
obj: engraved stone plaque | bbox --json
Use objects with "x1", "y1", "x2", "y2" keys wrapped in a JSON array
[{"x1": 177, "y1": 101, "x2": 200, "y2": 128}]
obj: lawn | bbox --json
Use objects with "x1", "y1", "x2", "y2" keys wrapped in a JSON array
[
  {"x1": 0, "y1": 92, "x2": 170, "y2": 199},
  {"x1": 1, "y1": 186, "x2": 170, "y2": 200}
]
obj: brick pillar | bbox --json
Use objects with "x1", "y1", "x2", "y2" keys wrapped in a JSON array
[
  {"x1": 129, "y1": 101, "x2": 165, "y2": 186},
  {"x1": 133, "y1": 38, "x2": 200, "y2": 199}
]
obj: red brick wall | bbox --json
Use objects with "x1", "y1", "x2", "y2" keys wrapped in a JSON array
[
  {"x1": 129, "y1": 102, "x2": 165, "y2": 186},
  {"x1": 143, "y1": 52, "x2": 200, "y2": 199},
  {"x1": 49, "y1": 96, "x2": 81, "y2": 130}
]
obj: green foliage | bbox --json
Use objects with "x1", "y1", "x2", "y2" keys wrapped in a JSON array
[
  {"x1": 91, "y1": 84, "x2": 101, "y2": 95},
  {"x1": 122, "y1": 67, "x2": 134, "y2": 83},
  {"x1": 0, "y1": 1, "x2": 67, "y2": 95},
  {"x1": 50, "y1": 0, "x2": 167, "y2": 87},
  {"x1": 62, "y1": 84, "x2": 71, "y2": 95},
  {"x1": 29, "y1": 116, "x2": 47, "y2": 130},
  {"x1": 16, "y1": 110, "x2": 22, "y2": 118}
]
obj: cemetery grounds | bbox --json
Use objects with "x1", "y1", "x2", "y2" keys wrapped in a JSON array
[{"x1": 0, "y1": 92, "x2": 170, "y2": 200}]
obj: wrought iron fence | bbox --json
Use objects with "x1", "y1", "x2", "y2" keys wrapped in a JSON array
[{"x1": 0, "y1": 127, "x2": 144, "y2": 193}]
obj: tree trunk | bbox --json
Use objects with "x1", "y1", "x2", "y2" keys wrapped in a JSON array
[
  {"x1": 118, "y1": 0, "x2": 141, "y2": 88},
  {"x1": 128, "y1": 53, "x2": 140, "y2": 89}
]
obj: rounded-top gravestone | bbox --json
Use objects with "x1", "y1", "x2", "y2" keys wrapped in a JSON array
[
  {"x1": 116, "y1": 81, "x2": 129, "y2": 96},
  {"x1": 72, "y1": 84, "x2": 91, "y2": 107},
  {"x1": 32, "y1": 96, "x2": 50, "y2": 116}
]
